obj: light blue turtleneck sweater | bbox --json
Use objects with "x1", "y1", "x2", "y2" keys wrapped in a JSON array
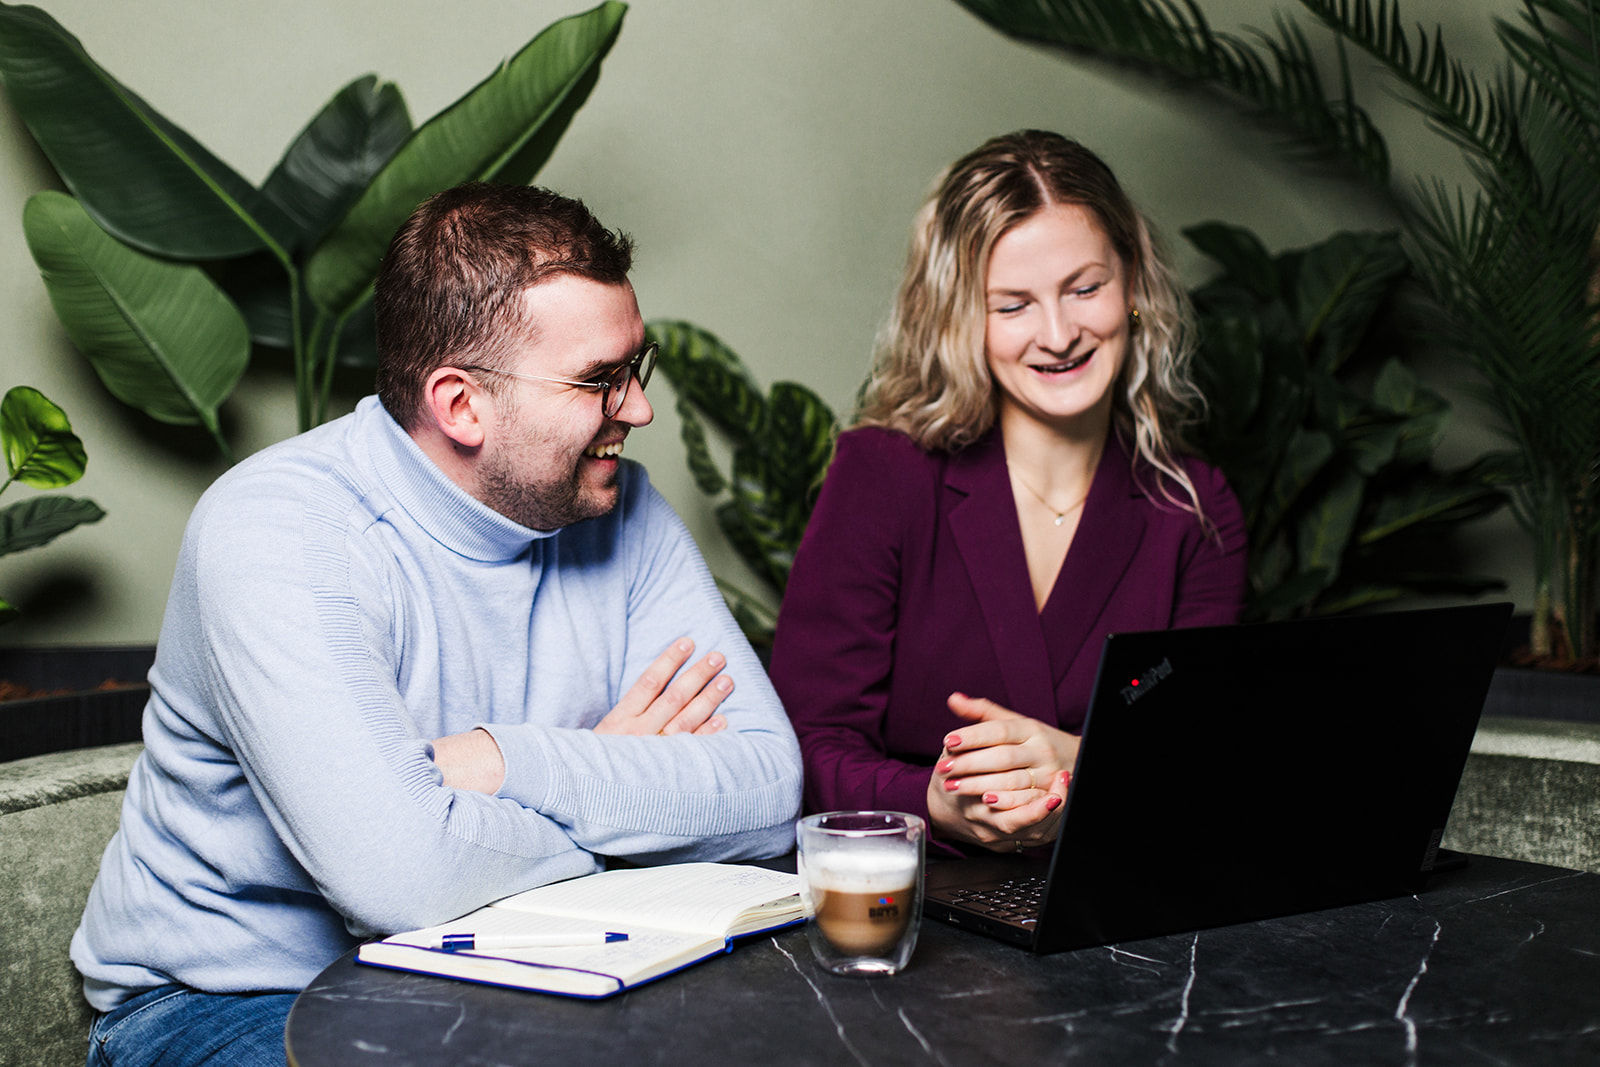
[{"x1": 72, "y1": 396, "x2": 802, "y2": 1010}]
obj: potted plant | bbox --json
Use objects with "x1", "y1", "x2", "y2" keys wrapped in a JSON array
[
  {"x1": 0, "y1": 385, "x2": 146, "y2": 761},
  {"x1": 1182, "y1": 222, "x2": 1509, "y2": 618},
  {"x1": 0, "y1": 0, "x2": 626, "y2": 458}
]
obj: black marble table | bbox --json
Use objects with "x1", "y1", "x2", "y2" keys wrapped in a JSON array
[{"x1": 286, "y1": 855, "x2": 1600, "y2": 1066}]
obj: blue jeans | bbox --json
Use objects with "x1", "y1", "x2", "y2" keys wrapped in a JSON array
[{"x1": 86, "y1": 984, "x2": 297, "y2": 1067}]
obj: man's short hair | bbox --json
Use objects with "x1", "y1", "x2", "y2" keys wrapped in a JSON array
[{"x1": 374, "y1": 182, "x2": 635, "y2": 430}]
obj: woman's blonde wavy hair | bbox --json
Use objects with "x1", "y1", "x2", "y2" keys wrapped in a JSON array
[{"x1": 857, "y1": 130, "x2": 1208, "y2": 520}]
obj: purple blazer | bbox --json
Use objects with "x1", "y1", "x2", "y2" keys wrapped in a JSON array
[{"x1": 769, "y1": 425, "x2": 1248, "y2": 827}]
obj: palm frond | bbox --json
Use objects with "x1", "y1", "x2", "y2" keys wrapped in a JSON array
[
  {"x1": 952, "y1": 0, "x2": 1391, "y2": 183},
  {"x1": 1496, "y1": 0, "x2": 1600, "y2": 181},
  {"x1": 1298, "y1": 1, "x2": 1527, "y2": 177}
]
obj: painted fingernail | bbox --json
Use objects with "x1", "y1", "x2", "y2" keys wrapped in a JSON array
[
  {"x1": 1045, "y1": 795, "x2": 1062, "y2": 811},
  {"x1": 715, "y1": 676, "x2": 733, "y2": 692},
  {"x1": 945, "y1": 734, "x2": 961, "y2": 749},
  {"x1": 944, "y1": 779, "x2": 961, "y2": 792},
  {"x1": 982, "y1": 793, "x2": 999, "y2": 805},
  {"x1": 935, "y1": 759, "x2": 954, "y2": 773}
]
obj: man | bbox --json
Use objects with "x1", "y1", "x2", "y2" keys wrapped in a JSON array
[{"x1": 73, "y1": 183, "x2": 802, "y2": 1067}]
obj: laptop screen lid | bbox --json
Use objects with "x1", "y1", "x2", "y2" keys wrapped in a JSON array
[{"x1": 926, "y1": 602, "x2": 1511, "y2": 954}]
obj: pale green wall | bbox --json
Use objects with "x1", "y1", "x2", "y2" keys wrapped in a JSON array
[{"x1": 0, "y1": 0, "x2": 1525, "y2": 645}]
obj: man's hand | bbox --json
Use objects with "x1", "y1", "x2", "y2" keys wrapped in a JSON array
[
  {"x1": 432, "y1": 727, "x2": 506, "y2": 794},
  {"x1": 593, "y1": 636, "x2": 733, "y2": 737}
]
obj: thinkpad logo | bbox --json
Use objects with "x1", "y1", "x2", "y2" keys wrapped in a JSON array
[{"x1": 1119, "y1": 657, "x2": 1172, "y2": 706}]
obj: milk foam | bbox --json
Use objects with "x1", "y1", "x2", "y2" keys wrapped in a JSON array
[{"x1": 806, "y1": 847, "x2": 920, "y2": 893}]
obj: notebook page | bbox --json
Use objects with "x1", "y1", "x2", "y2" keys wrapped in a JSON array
[{"x1": 488, "y1": 862, "x2": 800, "y2": 937}]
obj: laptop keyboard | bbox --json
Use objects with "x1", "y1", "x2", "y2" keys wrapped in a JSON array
[{"x1": 943, "y1": 875, "x2": 1046, "y2": 924}]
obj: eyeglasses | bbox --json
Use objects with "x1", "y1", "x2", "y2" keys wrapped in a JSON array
[{"x1": 460, "y1": 342, "x2": 657, "y2": 419}]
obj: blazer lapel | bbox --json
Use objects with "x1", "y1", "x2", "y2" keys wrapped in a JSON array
[
  {"x1": 945, "y1": 432, "x2": 1059, "y2": 724},
  {"x1": 1041, "y1": 433, "x2": 1148, "y2": 684}
]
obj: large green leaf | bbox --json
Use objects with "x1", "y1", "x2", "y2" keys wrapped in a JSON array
[
  {"x1": 0, "y1": 494, "x2": 104, "y2": 557},
  {"x1": 1371, "y1": 359, "x2": 1450, "y2": 465},
  {"x1": 227, "y1": 77, "x2": 414, "y2": 352},
  {"x1": 262, "y1": 75, "x2": 414, "y2": 249},
  {"x1": 24, "y1": 192, "x2": 249, "y2": 448},
  {"x1": 1296, "y1": 468, "x2": 1364, "y2": 582},
  {"x1": 305, "y1": 1, "x2": 626, "y2": 318},
  {"x1": 1256, "y1": 427, "x2": 1334, "y2": 541},
  {"x1": 0, "y1": 2, "x2": 292, "y2": 259},
  {"x1": 1340, "y1": 416, "x2": 1405, "y2": 477},
  {"x1": 1, "y1": 386, "x2": 86, "y2": 488},
  {"x1": 1360, "y1": 478, "x2": 1508, "y2": 544},
  {"x1": 1289, "y1": 231, "x2": 1408, "y2": 372},
  {"x1": 1185, "y1": 222, "x2": 1278, "y2": 300},
  {"x1": 1189, "y1": 297, "x2": 1264, "y2": 438}
]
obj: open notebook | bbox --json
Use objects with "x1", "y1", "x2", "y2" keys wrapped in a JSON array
[{"x1": 358, "y1": 862, "x2": 803, "y2": 997}]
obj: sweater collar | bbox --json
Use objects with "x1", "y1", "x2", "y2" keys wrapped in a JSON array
[{"x1": 359, "y1": 396, "x2": 558, "y2": 562}]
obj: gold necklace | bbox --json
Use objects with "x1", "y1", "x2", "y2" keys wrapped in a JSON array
[{"x1": 1008, "y1": 465, "x2": 1089, "y2": 527}]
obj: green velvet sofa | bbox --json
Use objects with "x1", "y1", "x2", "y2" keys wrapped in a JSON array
[
  {"x1": 3, "y1": 717, "x2": 1597, "y2": 1067},
  {"x1": 2, "y1": 742, "x2": 140, "y2": 1067}
]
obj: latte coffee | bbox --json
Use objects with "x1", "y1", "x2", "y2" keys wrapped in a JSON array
[
  {"x1": 809, "y1": 853, "x2": 919, "y2": 956},
  {"x1": 797, "y1": 812, "x2": 925, "y2": 975}
]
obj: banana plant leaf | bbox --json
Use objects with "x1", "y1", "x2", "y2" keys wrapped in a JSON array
[
  {"x1": 0, "y1": 2, "x2": 294, "y2": 259},
  {"x1": 305, "y1": 0, "x2": 626, "y2": 319},
  {"x1": 24, "y1": 192, "x2": 248, "y2": 457},
  {"x1": 0, "y1": 494, "x2": 104, "y2": 557},
  {"x1": 227, "y1": 76, "x2": 414, "y2": 355},
  {"x1": 1, "y1": 385, "x2": 86, "y2": 488},
  {"x1": 262, "y1": 75, "x2": 414, "y2": 251}
]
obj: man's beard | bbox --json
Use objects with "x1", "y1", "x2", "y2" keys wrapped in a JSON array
[
  {"x1": 477, "y1": 444, "x2": 618, "y2": 532},
  {"x1": 474, "y1": 393, "x2": 622, "y2": 531}
]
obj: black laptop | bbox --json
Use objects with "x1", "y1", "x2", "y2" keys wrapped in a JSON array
[{"x1": 923, "y1": 602, "x2": 1512, "y2": 953}]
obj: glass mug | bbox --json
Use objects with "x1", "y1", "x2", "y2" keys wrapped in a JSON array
[{"x1": 796, "y1": 811, "x2": 925, "y2": 975}]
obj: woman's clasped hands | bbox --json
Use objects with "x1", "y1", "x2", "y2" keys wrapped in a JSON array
[{"x1": 926, "y1": 692, "x2": 1078, "y2": 852}]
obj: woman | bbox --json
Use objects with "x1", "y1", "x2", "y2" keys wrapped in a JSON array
[{"x1": 768, "y1": 130, "x2": 1248, "y2": 853}]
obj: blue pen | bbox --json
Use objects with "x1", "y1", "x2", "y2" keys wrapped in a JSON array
[{"x1": 438, "y1": 932, "x2": 628, "y2": 952}]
